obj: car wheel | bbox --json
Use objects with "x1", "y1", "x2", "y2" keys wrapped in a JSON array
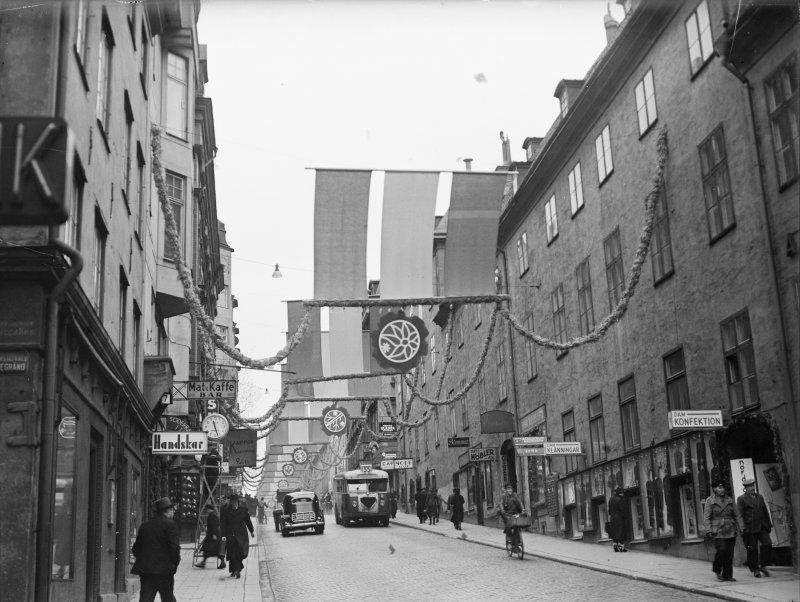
[
  {"x1": 281, "y1": 528, "x2": 290, "y2": 537},
  {"x1": 315, "y1": 526, "x2": 324, "y2": 534}
]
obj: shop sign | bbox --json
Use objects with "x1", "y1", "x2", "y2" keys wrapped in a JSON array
[
  {"x1": 382, "y1": 458, "x2": 413, "y2": 470},
  {"x1": 379, "y1": 421, "x2": 397, "y2": 436},
  {"x1": 544, "y1": 442, "x2": 582, "y2": 455},
  {"x1": 447, "y1": 437, "x2": 470, "y2": 448},
  {"x1": 0, "y1": 351, "x2": 28, "y2": 374},
  {"x1": 668, "y1": 410, "x2": 723, "y2": 430},
  {"x1": 165, "y1": 416, "x2": 191, "y2": 431},
  {"x1": 227, "y1": 428, "x2": 257, "y2": 467},
  {"x1": 469, "y1": 447, "x2": 497, "y2": 462},
  {"x1": 545, "y1": 474, "x2": 559, "y2": 517},
  {"x1": 185, "y1": 380, "x2": 237, "y2": 399},
  {"x1": 151, "y1": 432, "x2": 208, "y2": 454}
]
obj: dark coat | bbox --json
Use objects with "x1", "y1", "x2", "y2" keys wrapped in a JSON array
[
  {"x1": 426, "y1": 490, "x2": 440, "y2": 515},
  {"x1": 131, "y1": 514, "x2": 181, "y2": 575},
  {"x1": 414, "y1": 490, "x2": 427, "y2": 516},
  {"x1": 608, "y1": 493, "x2": 626, "y2": 542},
  {"x1": 500, "y1": 493, "x2": 523, "y2": 515},
  {"x1": 704, "y1": 493, "x2": 744, "y2": 539},
  {"x1": 447, "y1": 493, "x2": 465, "y2": 524},
  {"x1": 220, "y1": 504, "x2": 254, "y2": 559},
  {"x1": 200, "y1": 511, "x2": 220, "y2": 555},
  {"x1": 736, "y1": 492, "x2": 772, "y2": 534}
]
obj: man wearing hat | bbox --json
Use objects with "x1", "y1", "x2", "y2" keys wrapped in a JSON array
[
  {"x1": 220, "y1": 492, "x2": 255, "y2": 579},
  {"x1": 131, "y1": 497, "x2": 181, "y2": 601},
  {"x1": 703, "y1": 479, "x2": 744, "y2": 582},
  {"x1": 608, "y1": 487, "x2": 628, "y2": 552},
  {"x1": 737, "y1": 478, "x2": 773, "y2": 577}
]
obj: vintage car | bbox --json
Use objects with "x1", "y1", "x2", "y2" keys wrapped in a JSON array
[
  {"x1": 273, "y1": 487, "x2": 300, "y2": 531},
  {"x1": 279, "y1": 490, "x2": 325, "y2": 537}
]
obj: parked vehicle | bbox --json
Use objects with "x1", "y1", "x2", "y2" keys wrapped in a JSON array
[
  {"x1": 279, "y1": 491, "x2": 325, "y2": 537},
  {"x1": 273, "y1": 488, "x2": 300, "y2": 531},
  {"x1": 333, "y1": 467, "x2": 391, "y2": 527}
]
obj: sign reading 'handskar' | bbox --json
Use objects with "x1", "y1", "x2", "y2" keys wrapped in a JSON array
[{"x1": 151, "y1": 432, "x2": 208, "y2": 454}]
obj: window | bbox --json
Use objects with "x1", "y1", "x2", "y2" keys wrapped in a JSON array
[
  {"x1": 448, "y1": 391, "x2": 456, "y2": 436},
  {"x1": 52, "y1": 408, "x2": 77, "y2": 580},
  {"x1": 482, "y1": 462, "x2": 494, "y2": 507},
  {"x1": 618, "y1": 376, "x2": 641, "y2": 451},
  {"x1": 595, "y1": 125, "x2": 614, "y2": 183},
  {"x1": 664, "y1": 347, "x2": 690, "y2": 411},
  {"x1": 454, "y1": 309, "x2": 464, "y2": 348},
  {"x1": 166, "y1": 52, "x2": 188, "y2": 139},
  {"x1": 96, "y1": 21, "x2": 114, "y2": 135},
  {"x1": 139, "y1": 25, "x2": 149, "y2": 95},
  {"x1": 74, "y1": 0, "x2": 89, "y2": 66},
  {"x1": 118, "y1": 269, "x2": 128, "y2": 354},
  {"x1": 545, "y1": 195, "x2": 558, "y2": 243},
  {"x1": 516, "y1": 231, "x2": 529, "y2": 274},
  {"x1": 434, "y1": 408, "x2": 440, "y2": 446},
  {"x1": 765, "y1": 55, "x2": 799, "y2": 187},
  {"x1": 568, "y1": 163, "x2": 584, "y2": 215},
  {"x1": 551, "y1": 284, "x2": 567, "y2": 345},
  {"x1": 721, "y1": 311, "x2": 759, "y2": 411},
  {"x1": 477, "y1": 374, "x2": 487, "y2": 414},
  {"x1": 559, "y1": 93, "x2": 568, "y2": 118},
  {"x1": 460, "y1": 387, "x2": 469, "y2": 430},
  {"x1": 604, "y1": 228, "x2": 625, "y2": 310},
  {"x1": 474, "y1": 304, "x2": 482, "y2": 328},
  {"x1": 419, "y1": 361, "x2": 426, "y2": 386},
  {"x1": 685, "y1": 0, "x2": 714, "y2": 75},
  {"x1": 588, "y1": 395, "x2": 606, "y2": 464},
  {"x1": 562, "y1": 410, "x2": 577, "y2": 473},
  {"x1": 496, "y1": 340, "x2": 508, "y2": 401},
  {"x1": 524, "y1": 314, "x2": 537, "y2": 381},
  {"x1": 576, "y1": 258, "x2": 594, "y2": 336},
  {"x1": 93, "y1": 210, "x2": 108, "y2": 316},
  {"x1": 132, "y1": 302, "x2": 141, "y2": 381},
  {"x1": 63, "y1": 165, "x2": 84, "y2": 249},
  {"x1": 163, "y1": 171, "x2": 185, "y2": 259},
  {"x1": 123, "y1": 96, "x2": 133, "y2": 208},
  {"x1": 424, "y1": 418, "x2": 430, "y2": 454},
  {"x1": 135, "y1": 145, "x2": 146, "y2": 238},
  {"x1": 430, "y1": 335, "x2": 436, "y2": 373},
  {"x1": 415, "y1": 429, "x2": 420, "y2": 461},
  {"x1": 635, "y1": 68, "x2": 658, "y2": 135},
  {"x1": 699, "y1": 125, "x2": 735, "y2": 241},
  {"x1": 651, "y1": 190, "x2": 674, "y2": 283}
]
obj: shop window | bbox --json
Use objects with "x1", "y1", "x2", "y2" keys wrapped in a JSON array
[
  {"x1": 629, "y1": 494, "x2": 646, "y2": 541},
  {"x1": 53, "y1": 410, "x2": 78, "y2": 580},
  {"x1": 678, "y1": 483, "x2": 700, "y2": 539}
]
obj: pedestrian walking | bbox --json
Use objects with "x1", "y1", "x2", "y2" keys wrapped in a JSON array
[
  {"x1": 426, "y1": 487, "x2": 440, "y2": 525},
  {"x1": 195, "y1": 507, "x2": 221, "y2": 568},
  {"x1": 414, "y1": 487, "x2": 427, "y2": 524},
  {"x1": 257, "y1": 497, "x2": 266, "y2": 525},
  {"x1": 704, "y1": 479, "x2": 745, "y2": 582},
  {"x1": 608, "y1": 487, "x2": 628, "y2": 552},
  {"x1": 131, "y1": 497, "x2": 180, "y2": 602},
  {"x1": 447, "y1": 487, "x2": 465, "y2": 530},
  {"x1": 220, "y1": 492, "x2": 255, "y2": 579},
  {"x1": 737, "y1": 478, "x2": 773, "y2": 578},
  {"x1": 390, "y1": 491, "x2": 398, "y2": 518}
]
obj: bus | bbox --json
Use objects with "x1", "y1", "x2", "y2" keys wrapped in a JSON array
[{"x1": 332, "y1": 467, "x2": 391, "y2": 527}]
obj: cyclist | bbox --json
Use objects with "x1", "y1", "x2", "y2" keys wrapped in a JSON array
[{"x1": 499, "y1": 483, "x2": 525, "y2": 542}]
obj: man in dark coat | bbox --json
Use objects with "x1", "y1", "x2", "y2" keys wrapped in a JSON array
[
  {"x1": 447, "y1": 487, "x2": 465, "y2": 530},
  {"x1": 414, "y1": 487, "x2": 427, "y2": 524},
  {"x1": 737, "y1": 478, "x2": 773, "y2": 577},
  {"x1": 608, "y1": 487, "x2": 628, "y2": 552},
  {"x1": 220, "y1": 493, "x2": 255, "y2": 579},
  {"x1": 131, "y1": 497, "x2": 180, "y2": 602},
  {"x1": 195, "y1": 507, "x2": 220, "y2": 568}
]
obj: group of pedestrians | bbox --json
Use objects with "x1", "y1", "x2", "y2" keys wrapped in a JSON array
[
  {"x1": 130, "y1": 491, "x2": 257, "y2": 601},
  {"x1": 411, "y1": 486, "x2": 466, "y2": 530}
]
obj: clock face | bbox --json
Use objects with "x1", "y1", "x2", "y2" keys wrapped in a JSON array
[{"x1": 202, "y1": 413, "x2": 229, "y2": 440}]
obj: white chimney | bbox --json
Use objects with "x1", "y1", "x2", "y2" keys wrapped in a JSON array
[
  {"x1": 500, "y1": 131, "x2": 511, "y2": 166},
  {"x1": 463, "y1": 158, "x2": 473, "y2": 171}
]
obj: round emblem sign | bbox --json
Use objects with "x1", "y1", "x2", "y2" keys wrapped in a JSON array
[
  {"x1": 292, "y1": 447, "x2": 308, "y2": 465},
  {"x1": 278, "y1": 479, "x2": 289, "y2": 489},
  {"x1": 282, "y1": 463, "x2": 295, "y2": 477},
  {"x1": 321, "y1": 405, "x2": 350, "y2": 436},
  {"x1": 371, "y1": 312, "x2": 429, "y2": 370}
]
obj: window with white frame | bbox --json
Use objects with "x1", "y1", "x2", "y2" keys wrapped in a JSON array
[
  {"x1": 562, "y1": 410, "x2": 577, "y2": 473},
  {"x1": 765, "y1": 55, "x2": 799, "y2": 187},
  {"x1": 635, "y1": 68, "x2": 658, "y2": 135},
  {"x1": 430, "y1": 334, "x2": 437, "y2": 373},
  {"x1": 699, "y1": 125, "x2": 735, "y2": 241},
  {"x1": 163, "y1": 171, "x2": 185, "y2": 260},
  {"x1": 545, "y1": 195, "x2": 558, "y2": 243},
  {"x1": 118, "y1": 268, "x2": 128, "y2": 355},
  {"x1": 551, "y1": 283, "x2": 567, "y2": 346},
  {"x1": 136, "y1": 145, "x2": 146, "y2": 238},
  {"x1": 93, "y1": 210, "x2": 108, "y2": 316},
  {"x1": 74, "y1": 0, "x2": 90, "y2": 66},
  {"x1": 132, "y1": 302, "x2": 141, "y2": 381},
  {"x1": 516, "y1": 231, "x2": 529, "y2": 274},
  {"x1": 478, "y1": 374, "x2": 487, "y2": 414},
  {"x1": 618, "y1": 376, "x2": 641, "y2": 451},
  {"x1": 568, "y1": 162, "x2": 584, "y2": 215},
  {"x1": 721, "y1": 310, "x2": 759, "y2": 411},
  {"x1": 96, "y1": 21, "x2": 113, "y2": 134},
  {"x1": 166, "y1": 52, "x2": 188, "y2": 139},
  {"x1": 496, "y1": 341, "x2": 508, "y2": 402},
  {"x1": 139, "y1": 24, "x2": 149, "y2": 95},
  {"x1": 461, "y1": 384, "x2": 468, "y2": 430},
  {"x1": 64, "y1": 165, "x2": 84, "y2": 250},
  {"x1": 455, "y1": 309, "x2": 464, "y2": 347},
  {"x1": 651, "y1": 190, "x2": 674, "y2": 282},
  {"x1": 664, "y1": 347, "x2": 690, "y2": 411},
  {"x1": 588, "y1": 395, "x2": 606, "y2": 464},
  {"x1": 685, "y1": 0, "x2": 714, "y2": 75},
  {"x1": 434, "y1": 408, "x2": 440, "y2": 446},
  {"x1": 604, "y1": 228, "x2": 625, "y2": 311},
  {"x1": 576, "y1": 258, "x2": 595, "y2": 336},
  {"x1": 123, "y1": 97, "x2": 133, "y2": 206},
  {"x1": 524, "y1": 314, "x2": 537, "y2": 381},
  {"x1": 595, "y1": 125, "x2": 614, "y2": 183}
]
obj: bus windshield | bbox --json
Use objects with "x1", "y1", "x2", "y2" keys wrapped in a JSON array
[{"x1": 346, "y1": 479, "x2": 388, "y2": 493}]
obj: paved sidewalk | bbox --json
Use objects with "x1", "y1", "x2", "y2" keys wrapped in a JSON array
[
  {"x1": 171, "y1": 524, "x2": 274, "y2": 602},
  {"x1": 390, "y1": 511, "x2": 799, "y2": 602}
]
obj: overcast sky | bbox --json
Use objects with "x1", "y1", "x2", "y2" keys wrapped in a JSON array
[{"x1": 197, "y1": 0, "x2": 625, "y2": 416}]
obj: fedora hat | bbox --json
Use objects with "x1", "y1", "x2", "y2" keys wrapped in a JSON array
[{"x1": 154, "y1": 497, "x2": 175, "y2": 512}]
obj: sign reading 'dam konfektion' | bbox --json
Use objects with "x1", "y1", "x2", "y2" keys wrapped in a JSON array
[
  {"x1": 151, "y1": 432, "x2": 208, "y2": 454},
  {"x1": 668, "y1": 410, "x2": 723, "y2": 430}
]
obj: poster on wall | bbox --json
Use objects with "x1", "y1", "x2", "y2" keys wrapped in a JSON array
[{"x1": 755, "y1": 463, "x2": 792, "y2": 548}]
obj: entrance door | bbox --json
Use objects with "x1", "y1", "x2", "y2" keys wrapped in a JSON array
[{"x1": 86, "y1": 431, "x2": 103, "y2": 600}]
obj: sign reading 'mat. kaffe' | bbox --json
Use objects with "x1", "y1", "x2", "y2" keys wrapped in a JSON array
[
  {"x1": 186, "y1": 380, "x2": 237, "y2": 399},
  {"x1": 151, "y1": 432, "x2": 208, "y2": 454}
]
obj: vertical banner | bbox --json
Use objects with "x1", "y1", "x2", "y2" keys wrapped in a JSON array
[{"x1": 286, "y1": 301, "x2": 322, "y2": 381}]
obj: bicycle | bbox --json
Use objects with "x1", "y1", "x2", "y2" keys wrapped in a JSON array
[{"x1": 503, "y1": 513, "x2": 528, "y2": 560}]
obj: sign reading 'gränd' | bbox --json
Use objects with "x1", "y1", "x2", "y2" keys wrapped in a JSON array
[{"x1": 151, "y1": 432, "x2": 208, "y2": 454}]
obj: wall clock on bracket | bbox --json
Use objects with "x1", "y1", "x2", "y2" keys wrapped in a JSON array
[{"x1": 201, "y1": 413, "x2": 229, "y2": 440}]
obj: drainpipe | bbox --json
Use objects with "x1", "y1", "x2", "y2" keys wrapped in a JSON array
[{"x1": 35, "y1": 238, "x2": 83, "y2": 601}]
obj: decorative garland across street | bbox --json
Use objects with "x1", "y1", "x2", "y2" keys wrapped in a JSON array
[{"x1": 151, "y1": 125, "x2": 669, "y2": 439}]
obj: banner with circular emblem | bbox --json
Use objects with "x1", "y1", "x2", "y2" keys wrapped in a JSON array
[
  {"x1": 321, "y1": 405, "x2": 350, "y2": 436},
  {"x1": 370, "y1": 311, "x2": 429, "y2": 370},
  {"x1": 282, "y1": 463, "x2": 295, "y2": 477},
  {"x1": 292, "y1": 447, "x2": 308, "y2": 464}
]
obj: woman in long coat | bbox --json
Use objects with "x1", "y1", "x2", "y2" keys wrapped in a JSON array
[
  {"x1": 220, "y1": 493, "x2": 255, "y2": 579},
  {"x1": 447, "y1": 488, "x2": 465, "y2": 531},
  {"x1": 608, "y1": 487, "x2": 628, "y2": 552},
  {"x1": 426, "y1": 487, "x2": 440, "y2": 525},
  {"x1": 704, "y1": 480, "x2": 745, "y2": 582}
]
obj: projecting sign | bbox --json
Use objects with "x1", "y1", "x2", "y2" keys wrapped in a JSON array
[
  {"x1": 668, "y1": 410, "x2": 723, "y2": 430},
  {"x1": 447, "y1": 437, "x2": 470, "y2": 448},
  {"x1": 544, "y1": 442, "x2": 582, "y2": 455},
  {"x1": 469, "y1": 447, "x2": 497, "y2": 462},
  {"x1": 151, "y1": 432, "x2": 208, "y2": 455},
  {"x1": 513, "y1": 436, "x2": 546, "y2": 446},
  {"x1": 379, "y1": 422, "x2": 397, "y2": 436},
  {"x1": 227, "y1": 428, "x2": 257, "y2": 467},
  {"x1": 381, "y1": 458, "x2": 414, "y2": 470},
  {"x1": 514, "y1": 436, "x2": 545, "y2": 456}
]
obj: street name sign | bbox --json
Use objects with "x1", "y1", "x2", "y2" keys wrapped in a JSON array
[
  {"x1": 513, "y1": 436, "x2": 546, "y2": 446},
  {"x1": 469, "y1": 447, "x2": 497, "y2": 462},
  {"x1": 379, "y1": 421, "x2": 397, "y2": 436},
  {"x1": 447, "y1": 437, "x2": 470, "y2": 448},
  {"x1": 544, "y1": 442, "x2": 582, "y2": 455},
  {"x1": 151, "y1": 432, "x2": 208, "y2": 455},
  {"x1": 668, "y1": 410, "x2": 723, "y2": 430},
  {"x1": 516, "y1": 446, "x2": 545, "y2": 456}
]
